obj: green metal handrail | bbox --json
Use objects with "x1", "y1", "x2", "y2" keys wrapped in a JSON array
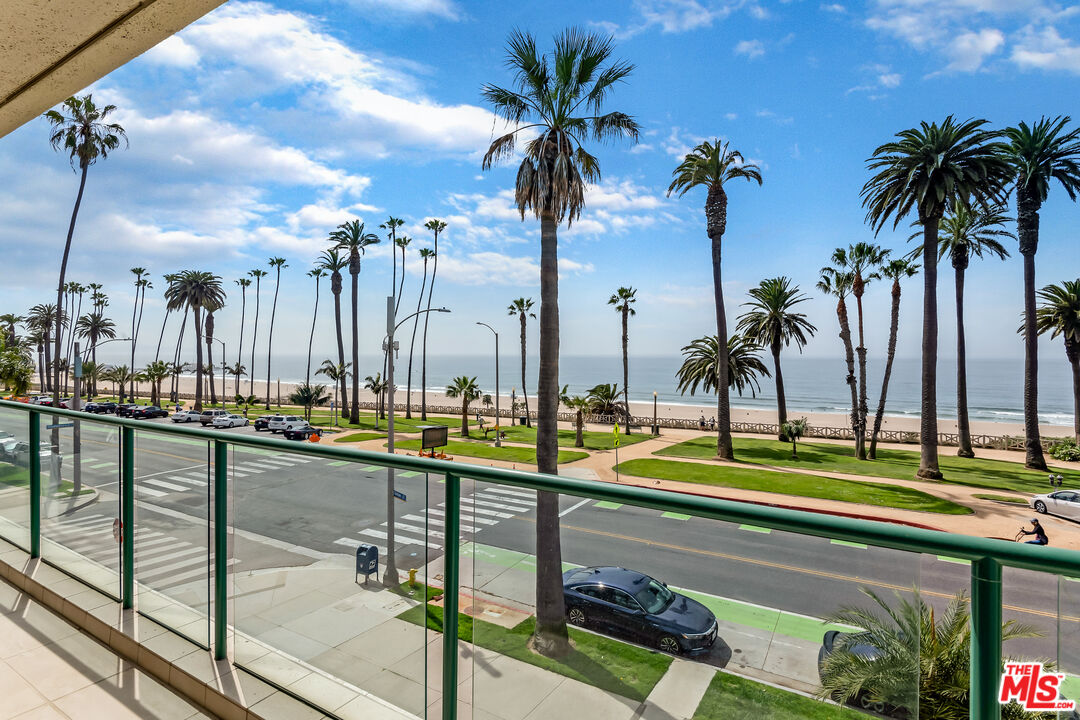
[{"x1": 5, "y1": 398, "x2": 1077, "y2": 720}]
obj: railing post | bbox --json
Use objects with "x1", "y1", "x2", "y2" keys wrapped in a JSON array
[
  {"x1": 971, "y1": 557, "x2": 1002, "y2": 720},
  {"x1": 122, "y1": 426, "x2": 135, "y2": 609},
  {"x1": 214, "y1": 440, "x2": 228, "y2": 660},
  {"x1": 442, "y1": 472, "x2": 460, "y2": 720},
  {"x1": 29, "y1": 410, "x2": 40, "y2": 557}
]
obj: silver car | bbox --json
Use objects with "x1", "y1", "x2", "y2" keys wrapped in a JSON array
[
  {"x1": 1031, "y1": 490, "x2": 1080, "y2": 521},
  {"x1": 171, "y1": 410, "x2": 202, "y2": 423},
  {"x1": 212, "y1": 414, "x2": 249, "y2": 429}
]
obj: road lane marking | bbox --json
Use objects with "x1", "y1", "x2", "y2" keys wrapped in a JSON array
[
  {"x1": 400, "y1": 471, "x2": 421, "y2": 478},
  {"x1": 142, "y1": 479, "x2": 189, "y2": 492},
  {"x1": 937, "y1": 556, "x2": 971, "y2": 565},
  {"x1": 830, "y1": 539, "x2": 868, "y2": 549},
  {"x1": 594, "y1": 501, "x2": 622, "y2": 510},
  {"x1": 329, "y1": 461, "x2": 350, "y2": 467},
  {"x1": 90, "y1": 463, "x2": 114, "y2": 470},
  {"x1": 467, "y1": 498, "x2": 530, "y2": 513},
  {"x1": 477, "y1": 492, "x2": 535, "y2": 506},
  {"x1": 168, "y1": 475, "x2": 207, "y2": 487},
  {"x1": 136, "y1": 486, "x2": 167, "y2": 498},
  {"x1": 739, "y1": 525, "x2": 772, "y2": 534},
  {"x1": 559, "y1": 499, "x2": 591, "y2": 517},
  {"x1": 361, "y1": 466, "x2": 380, "y2": 472},
  {"x1": 359, "y1": 528, "x2": 440, "y2": 549},
  {"x1": 482, "y1": 487, "x2": 537, "y2": 500},
  {"x1": 395, "y1": 522, "x2": 444, "y2": 538},
  {"x1": 661, "y1": 511, "x2": 691, "y2": 520}
]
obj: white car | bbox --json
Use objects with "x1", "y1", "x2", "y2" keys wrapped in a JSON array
[
  {"x1": 212, "y1": 414, "x2": 250, "y2": 429},
  {"x1": 171, "y1": 410, "x2": 202, "y2": 423},
  {"x1": 267, "y1": 415, "x2": 304, "y2": 433},
  {"x1": 1031, "y1": 490, "x2": 1080, "y2": 521}
]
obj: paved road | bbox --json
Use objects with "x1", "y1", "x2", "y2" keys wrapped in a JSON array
[{"x1": 3, "y1": 411, "x2": 1078, "y2": 673}]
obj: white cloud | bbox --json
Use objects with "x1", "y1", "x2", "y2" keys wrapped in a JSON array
[
  {"x1": 343, "y1": 0, "x2": 460, "y2": 20},
  {"x1": 821, "y1": 3, "x2": 846, "y2": 12},
  {"x1": 433, "y1": 252, "x2": 593, "y2": 286},
  {"x1": 734, "y1": 39, "x2": 766, "y2": 58},
  {"x1": 725, "y1": 112, "x2": 738, "y2": 120},
  {"x1": 878, "y1": 71, "x2": 902, "y2": 87},
  {"x1": 946, "y1": 28, "x2": 1005, "y2": 71},
  {"x1": 663, "y1": 126, "x2": 709, "y2": 158},
  {"x1": 142, "y1": 36, "x2": 200, "y2": 67},
  {"x1": 1013, "y1": 25, "x2": 1080, "y2": 73}
]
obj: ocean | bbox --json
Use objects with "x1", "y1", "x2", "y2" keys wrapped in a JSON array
[{"x1": 169, "y1": 352, "x2": 1076, "y2": 427}]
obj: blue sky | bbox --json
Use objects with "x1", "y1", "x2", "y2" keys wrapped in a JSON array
[{"x1": 2, "y1": 0, "x2": 1079, "y2": 376}]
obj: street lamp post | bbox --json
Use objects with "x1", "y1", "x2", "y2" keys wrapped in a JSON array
[
  {"x1": 385, "y1": 297, "x2": 450, "y2": 586},
  {"x1": 214, "y1": 338, "x2": 226, "y2": 408},
  {"x1": 653, "y1": 391, "x2": 658, "y2": 436},
  {"x1": 511, "y1": 387, "x2": 516, "y2": 426},
  {"x1": 476, "y1": 322, "x2": 500, "y2": 447}
]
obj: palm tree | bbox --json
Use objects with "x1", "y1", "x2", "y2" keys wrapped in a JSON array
[
  {"x1": 63, "y1": 282, "x2": 85, "y2": 393},
  {"x1": 317, "y1": 359, "x2": 351, "y2": 427},
  {"x1": 912, "y1": 204, "x2": 1013, "y2": 457},
  {"x1": 44, "y1": 94, "x2": 127, "y2": 410},
  {"x1": 868, "y1": 259, "x2": 920, "y2": 459},
  {"x1": 247, "y1": 268, "x2": 267, "y2": 396},
  {"x1": 586, "y1": 383, "x2": 621, "y2": 416},
  {"x1": 204, "y1": 296, "x2": 224, "y2": 406},
  {"x1": 362, "y1": 372, "x2": 386, "y2": 428},
  {"x1": 818, "y1": 588, "x2": 1045, "y2": 720},
  {"x1": 0, "y1": 314, "x2": 22, "y2": 346},
  {"x1": 482, "y1": 29, "x2": 639, "y2": 656},
  {"x1": 226, "y1": 362, "x2": 246, "y2": 393},
  {"x1": 305, "y1": 268, "x2": 326, "y2": 385},
  {"x1": 332, "y1": 220, "x2": 380, "y2": 424},
  {"x1": 607, "y1": 287, "x2": 636, "y2": 433},
  {"x1": 406, "y1": 249, "x2": 434, "y2": 419},
  {"x1": 263, "y1": 257, "x2": 287, "y2": 409},
  {"x1": 318, "y1": 248, "x2": 350, "y2": 419},
  {"x1": 289, "y1": 382, "x2": 329, "y2": 421},
  {"x1": 155, "y1": 273, "x2": 179, "y2": 364},
  {"x1": 75, "y1": 311, "x2": 115, "y2": 396},
  {"x1": 380, "y1": 217, "x2": 406, "y2": 419},
  {"x1": 233, "y1": 277, "x2": 251, "y2": 377},
  {"x1": 26, "y1": 304, "x2": 62, "y2": 394},
  {"x1": 80, "y1": 360, "x2": 100, "y2": 400},
  {"x1": 817, "y1": 269, "x2": 864, "y2": 458},
  {"x1": 445, "y1": 375, "x2": 481, "y2": 437},
  {"x1": 780, "y1": 418, "x2": 807, "y2": 459},
  {"x1": 676, "y1": 335, "x2": 770, "y2": 401},
  {"x1": 235, "y1": 393, "x2": 257, "y2": 417},
  {"x1": 142, "y1": 360, "x2": 170, "y2": 406},
  {"x1": 506, "y1": 298, "x2": 536, "y2": 428},
  {"x1": 668, "y1": 140, "x2": 762, "y2": 460},
  {"x1": 165, "y1": 271, "x2": 225, "y2": 412},
  {"x1": 862, "y1": 116, "x2": 1011, "y2": 479},
  {"x1": 129, "y1": 267, "x2": 146, "y2": 372},
  {"x1": 421, "y1": 220, "x2": 446, "y2": 420},
  {"x1": 736, "y1": 277, "x2": 816, "y2": 434},
  {"x1": 1034, "y1": 280, "x2": 1080, "y2": 444},
  {"x1": 559, "y1": 386, "x2": 591, "y2": 447},
  {"x1": 826, "y1": 243, "x2": 888, "y2": 440},
  {"x1": 396, "y1": 235, "x2": 411, "y2": 315},
  {"x1": 1003, "y1": 117, "x2": 1080, "y2": 471},
  {"x1": 168, "y1": 274, "x2": 190, "y2": 403},
  {"x1": 104, "y1": 365, "x2": 137, "y2": 405}
]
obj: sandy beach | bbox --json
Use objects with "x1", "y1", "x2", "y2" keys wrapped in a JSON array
[{"x1": 93, "y1": 374, "x2": 1073, "y2": 440}]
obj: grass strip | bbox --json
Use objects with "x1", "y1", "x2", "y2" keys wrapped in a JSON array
[
  {"x1": 974, "y1": 493, "x2": 1028, "y2": 504},
  {"x1": 693, "y1": 671, "x2": 865, "y2": 720},
  {"x1": 398, "y1": 603, "x2": 671, "y2": 701},
  {"x1": 393, "y1": 439, "x2": 588, "y2": 465},
  {"x1": 658, "y1": 436, "x2": 1078, "y2": 494},
  {"x1": 616, "y1": 458, "x2": 972, "y2": 515}
]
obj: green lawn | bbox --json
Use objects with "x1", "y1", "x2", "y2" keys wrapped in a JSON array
[
  {"x1": 616, "y1": 458, "x2": 971, "y2": 514},
  {"x1": 308, "y1": 413, "x2": 460, "y2": 433},
  {"x1": 398, "y1": 603, "x2": 671, "y2": 701},
  {"x1": 974, "y1": 493, "x2": 1029, "y2": 504},
  {"x1": 657, "y1": 436, "x2": 1077, "y2": 494},
  {"x1": 693, "y1": 672, "x2": 865, "y2": 720},
  {"x1": 393, "y1": 439, "x2": 588, "y2": 464},
  {"x1": 491, "y1": 424, "x2": 650, "y2": 451},
  {"x1": 333, "y1": 432, "x2": 386, "y2": 443}
]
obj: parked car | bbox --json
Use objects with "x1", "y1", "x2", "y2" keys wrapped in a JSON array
[
  {"x1": 199, "y1": 410, "x2": 230, "y2": 426},
  {"x1": 1031, "y1": 489, "x2": 1080, "y2": 521},
  {"x1": 561, "y1": 566, "x2": 717, "y2": 656},
  {"x1": 116, "y1": 404, "x2": 140, "y2": 417},
  {"x1": 212, "y1": 414, "x2": 249, "y2": 429},
  {"x1": 253, "y1": 416, "x2": 274, "y2": 432},
  {"x1": 0, "y1": 431, "x2": 17, "y2": 458},
  {"x1": 171, "y1": 410, "x2": 203, "y2": 423},
  {"x1": 283, "y1": 424, "x2": 322, "y2": 441},
  {"x1": 57, "y1": 398, "x2": 73, "y2": 409},
  {"x1": 131, "y1": 406, "x2": 169, "y2": 419},
  {"x1": 268, "y1": 415, "x2": 304, "y2": 433},
  {"x1": 817, "y1": 630, "x2": 905, "y2": 716},
  {"x1": 85, "y1": 401, "x2": 117, "y2": 414},
  {"x1": 31, "y1": 396, "x2": 53, "y2": 406}
]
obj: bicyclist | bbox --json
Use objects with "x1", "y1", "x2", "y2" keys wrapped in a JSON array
[{"x1": 1018, "y1": 518, "x2": 1049, "y2": 546}]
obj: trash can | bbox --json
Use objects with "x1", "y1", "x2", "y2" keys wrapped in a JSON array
[
  {"x1": 355, "y1": 544, "x2": 378, "y2": 583},
  {"x1": 519, "y1": 415, "x2": 528, "y2": 425}
]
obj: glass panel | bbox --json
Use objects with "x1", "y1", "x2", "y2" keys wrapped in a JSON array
[
  {"x1": 1059, "y1": 573, "x2": 1080, "y2": 714},
  {"x1": 1003, "y1": 565, "x2": 1065, "y2": 716},
  {"x1": 40, "y1": 413, "x2": 120, "y2": 597},
  {"x1": 0, "y1": 405, "x2": 31, "y2": 548},
  {"x1": 465, "y1": 489, "x2": 923, "y2": 720},
  {"x1": 134, "y1": 427, "x2": 211, "y2": 647},
  {"x1": 229, "y1": 441, "x2": 436, "y2": 718}
]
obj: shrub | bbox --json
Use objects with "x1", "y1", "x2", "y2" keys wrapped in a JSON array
[{"x1": 1049, "y1": 438, "x2": 1080, "y2": 462}]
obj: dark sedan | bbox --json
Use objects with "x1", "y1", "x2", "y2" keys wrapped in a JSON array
[
  {"x1": 283, "y1": 424, "x2": 323, "y2": 441},
  {"x1": 85, "y1": 401, "x2": 118, "y2": 414},
  {"x1": 131, "y1": 405, "x2": 169, "y2": 419},
  {"x1": 562, "y1": 566, "x2": 717, "y2": 655},
  {"x1": 253, "y1": 416, "x2": 274, "y2": 432},
  {"x1": 116, "y1": 404, "x2": 140, "y2": 417}
]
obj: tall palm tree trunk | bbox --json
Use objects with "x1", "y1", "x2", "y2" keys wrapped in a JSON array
[
  {"x1": 206, "y1": 312, "x2": 217, "y2": 406},
  {"x1": 54, "y1": 163, "x2": 88, "y2": 411},
  {"x1": 37, "y1": 344, "x2": 45, "y2": 393},
  {"x1": 236, "y1": 287, "x2": 245, "y2": 380},
  {"x1": 193, "y1": 307, "x2": 204, "y2": 412},
  {"x1": 1068, "y1": 341, "x2": 1080, "y2": 445},
  {"x1": 917, "y1": 219, "x2": 942, "y2": 479},
  {"x1": 171, "y1": 306, "x2": 188, "y2": 402},
  {"x1": 332, "y1": 285, "x2": 348, "y2": 418},
  {"x1": 350, "y1": 270, "x2": 360, "y2": 424},
  {"x1": 534, "y1": 214, "x2": 569, "y2": 656},
  {"x1": 710, "y1": 234, "x2": 733, "y2": 460},
  {"x1": 154, "y1": 310, "x2": 170, "y2": 364},
  {"x1": 1018, "y1": 189, "x2": 1048, "y2": 470},
  {"x1": 854, "y1": 287, "x2": 869, "y2": 436},
  {"x1": 621, "y1": 307, "x2": 632, "y2": 433},
  {"x1": 771, "y1": 339, "x2": 787, "y2": 431},
  {"x1": 306, "y1": 276, "x2": 320, "y2": 385},
  {"x1": 422, "y1": 236, "x2": 439, "y2": 421},
  {"x1": 954, "y1": 263, "x2": 974, "y2": 458},
  {"x1": 266, "y1": 272, "x2": 281, "y2": 410},
  {"x1": 519, "y1": 313, "x2": 531, "y2": 427},
  {"x1": 406, "y1": 263, "x2": 428, "y2": 419},
  {"x1": 249, "y1": 279, "x2": 260, "y2": 397},
  {"x1": 869, "y1": 279, "x2": 902, "y2": 459},
  {"x1": 837, "y1": 298, "x2": 864, "y2": 459}
]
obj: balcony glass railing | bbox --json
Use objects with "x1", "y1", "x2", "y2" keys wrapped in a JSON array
[{"x1": 0, "y1": 399, "x2": 1078, "y2": 720}]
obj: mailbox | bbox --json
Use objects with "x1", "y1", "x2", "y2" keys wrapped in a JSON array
[{"x1": 355, "y1": 543, "x2": 378, "y2": 584}]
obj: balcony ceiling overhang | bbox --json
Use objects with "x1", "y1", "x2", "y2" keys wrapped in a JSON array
[{"x1": 0, "y1": 0, "x2": 224, "y2": 138}]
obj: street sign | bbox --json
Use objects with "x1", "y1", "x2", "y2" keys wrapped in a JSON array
[
  {"x1": 420, "y1": 425, "x2": 449, "y2": 451},
  {"x1": 613, "y1": 423, "x2": 620, "y2": 448},
  {"x1": 45, "y1": 422, "x2": 74, "y2": 429},
  {"x1": 393, "y1": 490, "x2": 407, "y2": 502}
]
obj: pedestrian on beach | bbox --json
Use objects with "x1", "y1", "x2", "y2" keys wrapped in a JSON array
[
  {"x1": 1018, "y1": 518, "x2": 1049, "y2": 545},
  {"x1": 699, "y1": 415, "x2": 706, "y2": 430},
  {"x1": 709, "y1": 416, "x2": 716, "y2": 430}
]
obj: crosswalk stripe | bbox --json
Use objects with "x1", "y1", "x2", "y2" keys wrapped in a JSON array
[
  {"x1": 394, "y1": 522, "x2": 443, "y2": 538},
  {"x1": 418, "y1": 511, "x2": 479, "y2": 533},
  {"x1": 143, "y1": 479, "x2": 189, "y2": 492},
  {"x1": 255, "y1": 458, "x2": 299, "y2": 467},
  {"x1": 137, "y1": 541, "x2": 201, "y2": 560},
  {"x1": 137, "y1": 547, "x2": 205, "y2": 571},
  {"x1": 359, "y1": 528, "x2": 440, "y2": 549},
  {"x1": 481, "y1": 487, "x2": 537, "y2": 500},
  {"x1": 136, "y1": 486, "x2": 167, "y2": 498},
  {"x1": 333, "y1": 537, "x2": 387, "y2": 556},
  {"x1": 134, "y1": 537, "x2": 178, "y2": 551},
  {"x1": 238, "y1": 462, "x2": 281, "y2": 471},
  {"x1": 45, "y1": 515, "x2": 108, "y2": 531},
  {"x1": 427, "y1": 507, "x2": 496, "y2": 526},
  {"x1": 404, "y1": 513, "x2": 440, "y2": 526},
  {"x1": 148, "y1": 559, "x2": 237, "y2": 587},
  {"x1": 169, "y1": 475, "x2": 208, "y2": 487},
  {"x1": 90, "y1": 462, "x2": 114, "y2": 470},
  {"x1": 476, "y1": 492, "x2": 535, "y2": 506},
  {"x1": 466, "y1": 498, "x2": 530, "y2": 513},
  {"x1": 459, "y1": 504, "x2": 513, "y2": 519}
]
